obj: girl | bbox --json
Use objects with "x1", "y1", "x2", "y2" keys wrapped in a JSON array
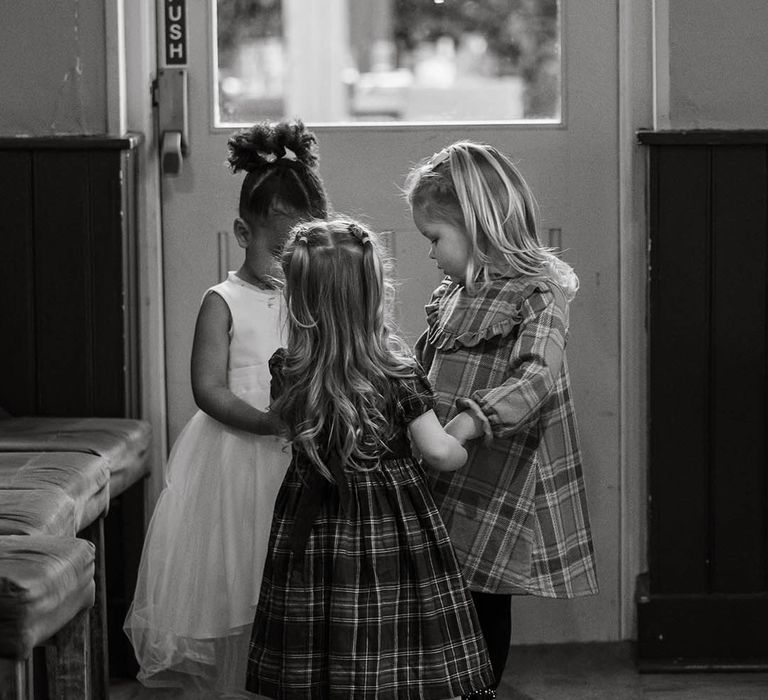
[
  {"x1": 245, "y1": 218, "x2": 494, "y2": 700},
  {"x1": 404, "y1": 141, "x2": 599, "y2": 692},
  {"x1": 124, "y1": 120, "x2": 328, "y2": 697}
]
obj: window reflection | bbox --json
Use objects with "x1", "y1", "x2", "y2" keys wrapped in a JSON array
[{"x1": 215, "y1": 0, "x2": 560, "y2": 125}]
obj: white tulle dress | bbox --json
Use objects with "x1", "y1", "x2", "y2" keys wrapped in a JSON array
[{"x1": 124, "y1": 272, "x2": 290, "y2": 698}]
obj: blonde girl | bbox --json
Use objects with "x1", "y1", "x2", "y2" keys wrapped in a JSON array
[
  {"x1": 404, "y1": 141, "x2": 598, "y2": 694},
  {"x1": 246, "y1": 217, "x2": 494, "y2": 700}
]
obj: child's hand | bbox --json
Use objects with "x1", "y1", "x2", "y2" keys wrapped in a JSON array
[
  {"x1": 444, "y1": 412, "x2": 479, "y2": 445},
  {"x1": 446, "y1": 401, "x2": 493, "y2": 446}
]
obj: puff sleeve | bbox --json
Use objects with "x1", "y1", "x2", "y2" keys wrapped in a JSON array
[{"x1": 396, "y1": 366, "x2": 436, "y2": 425}]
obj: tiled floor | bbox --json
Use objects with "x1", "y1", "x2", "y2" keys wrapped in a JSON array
[{"x1": 110, "y1": 642, "x2": 768, "y2": 700}]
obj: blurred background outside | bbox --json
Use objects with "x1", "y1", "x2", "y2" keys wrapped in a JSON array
[{"x1": 215, "y1": 0, "x2": 561, "y2": 125}]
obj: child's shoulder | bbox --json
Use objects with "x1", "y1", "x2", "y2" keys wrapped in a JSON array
[
  {"x1": 208, "y1": 271, "x2": 282, "y2": 301},
  {"x1": 424, "y1": 273, "x2": 568, "y2": 352},
  {"x1": 202, "y1": 274, "x2": 239, "y2": 312},
  {"x1": 205, "y1": 273, "x2": 283, "y2": 329}
]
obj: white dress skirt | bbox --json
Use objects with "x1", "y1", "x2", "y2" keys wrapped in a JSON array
[{"x1": 124, "y1": 273, "x2": 290, "y2": 697}]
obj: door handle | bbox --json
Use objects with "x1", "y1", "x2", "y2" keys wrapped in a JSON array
[
  {"x1": 156, "y1": 68, "x2": 189, "y2": 176},
  {"x1": 161, "y1": 131, "x2": 183, "y2": 175}
]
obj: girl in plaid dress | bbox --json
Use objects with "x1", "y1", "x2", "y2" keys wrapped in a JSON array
[
  {"x1": 246, "y1": 217, "x2": 494, "y2": 700},
  {"x1": 404, "y1": 142, "x2": 598, "y2": 693}
]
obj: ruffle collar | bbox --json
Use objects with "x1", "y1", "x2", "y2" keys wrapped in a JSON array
[{"x1": 425, "y1": 261, "x2": 576, "y2": 351}]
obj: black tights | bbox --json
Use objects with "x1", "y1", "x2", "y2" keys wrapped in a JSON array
[{"x1": 470, "y1": 591, "x2": 512, "y2": 690}]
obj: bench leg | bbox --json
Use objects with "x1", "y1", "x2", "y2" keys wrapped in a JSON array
[
  {"x1": 82, "y1": 518, "x2": 109, "y2": 700},
  {"x1": 45, "y1": 607, "x2": 91, "y2": 700},
  {"x1": 0, "y1": 658, "x2": 31, "y2": 700}
]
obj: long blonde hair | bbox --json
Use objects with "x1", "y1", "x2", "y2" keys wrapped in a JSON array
[
  {"x1": 273, "y1": 217, "x2": 415, "y2": 480},
  {"x1": 404, "y1": 141, "x2": 559, "y2": 294}
]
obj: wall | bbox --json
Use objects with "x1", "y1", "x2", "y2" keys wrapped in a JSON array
[
  {"x1": 668, "y1": 0, "x2": 768, "y2": 129},
  {"x1": 0, "y1": 0, "x2": 108, "y2": 135}
]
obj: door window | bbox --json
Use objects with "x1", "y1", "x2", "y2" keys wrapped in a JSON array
[{"x1": 214, "y1": 0, "x2": 561, "y2": 125}]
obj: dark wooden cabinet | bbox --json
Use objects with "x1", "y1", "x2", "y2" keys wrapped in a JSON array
[
  {"x1": 638, "y1": 130, "x2": 768, "y2": 669},
  {"x1": 0, "y1": 135, "x2": 144, "y2": 677},
  {"x1": 0, "y1": 136, "x2": 141, "y2": 418}
]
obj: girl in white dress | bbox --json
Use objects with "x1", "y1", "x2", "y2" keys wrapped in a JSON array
[{"x1": 124, "y1": 120, "x2": 329, "y2": 698}]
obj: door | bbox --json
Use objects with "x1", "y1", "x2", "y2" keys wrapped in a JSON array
[{"x1": 157, "y1": 0, "x2": 620, "y2": 644}]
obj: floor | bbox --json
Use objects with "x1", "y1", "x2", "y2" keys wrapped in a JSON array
[
  {"x1": 110, "y1": 642, "x2": 768, "y2": 700},
  {"x1": 497, "y1": 643, "x2": 768, "y2": 699}
]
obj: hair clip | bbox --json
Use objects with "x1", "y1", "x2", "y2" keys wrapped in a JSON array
[
  {"x1": 295, "y1": 234, "x2": 308, "y2": 245},
  {"x1": 347, "y1": 222, "x2": 370, "y2": 245},
  {"x1": 428, "y1": 148, "x2": 451, "y2": 168},
  {"x1": 282, "y1": 147, "x2": 297, "y2": 161},
  {"x1": 257, "y1": 151, "x2": 277, "y2": 163}
]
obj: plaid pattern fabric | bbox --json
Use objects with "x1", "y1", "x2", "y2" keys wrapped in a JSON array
[
  {"x1": 415, "y1": 275, "x2": 598, "y2": 598},
  {"x1": 246, "y1": 366, "x2": 494, "y2": 699}
]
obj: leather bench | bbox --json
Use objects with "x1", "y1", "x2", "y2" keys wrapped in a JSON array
[
  {"x1": 0, "y1": 452, "x2": 112, "y2": 699},
  {"x1": 0, "y1": 452, "x2": 110, "y2": 532},
  {"x1": 0, "y1": 535, "x2": 95, "y2": 699},
  {"x1": 0, "y1": 417, "x2": 152, "y2": 694},
  {"x1": 0, "y1": 417, "x2": 151, "y2": 497}
]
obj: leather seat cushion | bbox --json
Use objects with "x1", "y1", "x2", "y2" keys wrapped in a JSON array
[
  {"x1": 0, "y1": 452, "x2": 110, "y2": 531},
  {"x1": 0, "y1": 535, "x2": 95, "y2": 660},
  {"x1": 0, "y1": 490, "x2": 77, "y2": 536},
  {"x1": 0, "y1": 417, "x2": 151, "y2": 497}
]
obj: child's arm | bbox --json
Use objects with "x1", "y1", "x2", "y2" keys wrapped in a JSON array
[
  {"x1": 447, "y1": 286, "x2": 568, "y2": 442},
  {"x1": 190, "y1": 292, "x2": 285, "y2": 436},
  {"x1": 408, "y1": 409, "x2": 468, "y2": 471}
]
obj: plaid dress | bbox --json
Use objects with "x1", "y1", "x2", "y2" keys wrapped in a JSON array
[
  {"x1": 415, "y1": 273, "x2": 598, "y2": 598},
  {"x1": 246, "y1": 351, "x2": 494, "y2": 699}
]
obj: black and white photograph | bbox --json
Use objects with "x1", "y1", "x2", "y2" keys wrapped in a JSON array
[{"x1": 0, "y1": 1, "x2": 767, "y2": 699}]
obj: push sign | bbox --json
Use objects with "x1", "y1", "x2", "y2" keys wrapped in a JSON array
[{"x1": 165, "y1": 0, "x2": 187, "y2": 65}]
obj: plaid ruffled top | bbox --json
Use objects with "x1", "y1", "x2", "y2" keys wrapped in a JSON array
[{"x1": 415, "y1": 272, "x2": 598, "y2": 597}]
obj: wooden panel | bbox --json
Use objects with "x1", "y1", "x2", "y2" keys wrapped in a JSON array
[
  {"x1": 0, "y1": 151, "x2": 35, "y2": 414},
  {"x1": 638, "y1": 593, "x2": 768, "y2": 663},
  {"x1": 710, "y1": 146, "x2": 768, "y2": 593},
  {"x1": 643, "y1": 137, "x2": 768, "y2": 665},
  {"x1": 89, "y1": 151, "x2": 125, "y2": 417},
  {"x1": 45, "y1": 607, "x2": 91, "y2": 700},
  {"x1": 649, "y1": 145, "x2": 711, "y2": 594},
  {"x1": 638, "y1": 130, "x2": 768, "y2": 146},
  {"x1": 0, "y1": 136, "x2": 139, "y2": 151},
  {"x1": 33, "y1": 151, "x2": 94, "y2": 416}
]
